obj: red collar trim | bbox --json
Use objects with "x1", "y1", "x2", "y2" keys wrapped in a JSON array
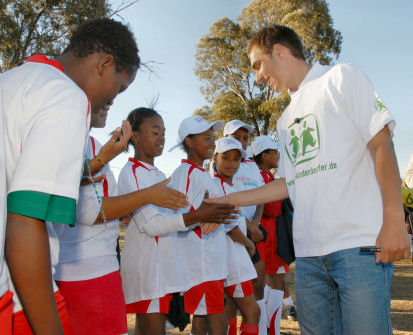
[
  {"x1": 213, "y1": 173, "x2": 232, "y2": 186},
  {"x1": 128, "y1": 157, "x2": 150, "y2": 171},
  {"x1": 181, "y1": 159, "x2": 205, "y2": 172},
  {"x1": 244, "y1": 159, "x2": 255, "y2": 163},
  {"x1": 26, "y1": 55, "x2": 64, "y2": 73}
]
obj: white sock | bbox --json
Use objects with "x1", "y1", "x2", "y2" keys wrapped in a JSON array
[
  {"x1": 264, "y1": 285, "x2": 271, "y2": 327},
  {"x1": 282, "y1": 295, "x2": 293, "y2": 307},
  {"x1": 268, "y1": 289, "x2": 284, "y2": 335},
  {"x1": 257, "y1": 298, "x2": 267, "y2": 335}
]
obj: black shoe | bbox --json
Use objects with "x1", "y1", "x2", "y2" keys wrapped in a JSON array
[{"x1": 286, "y1": 305, "x2": 297, "y2": 321}]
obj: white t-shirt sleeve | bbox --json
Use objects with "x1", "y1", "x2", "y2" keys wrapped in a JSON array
[
  {"x1": 335, "y1": 64, "x2": 395, "y2": 144},
  {"x1": 9, "y1": 80, "x2": 89, "y2": 199},
  {"x1": 135, "y1": 206, "x2": 188, "y2": 237}
]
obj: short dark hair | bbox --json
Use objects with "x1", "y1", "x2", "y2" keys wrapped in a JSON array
[
  {"x1": 248, "y1": 25, "x2": 305, "y2": 60},
  {"x1": 253, "y1": 149, "x2": 272, "y2": 165},
  {"x1": 64, "y1": 18, "x2": 140, "y2": 73},
  {"x1": 125, "y1": 107, "x2": 161, "y2": 151}
]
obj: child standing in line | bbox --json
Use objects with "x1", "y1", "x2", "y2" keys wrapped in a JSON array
[
  {"x1": 2, "y1": 18, "x2": 139, "y2": 334},
  {"x1": 168, "y1": 115, "x2": 229, "y2": 335},
  {"x1": 54, "y1": 103, "x2": 189, "y2": 335},
  {"x1": 252, "y1": 136, "x2": 291, "y2": 335},
  {"x1": 118, "y1": 108, "x2": 237, "y2": 335},
  {"x1": 212, "y1": 137, "x2": 261, "y2": 335},
  {"x1": 223, "y1": 120, "x2": 267, "y2": 335}
]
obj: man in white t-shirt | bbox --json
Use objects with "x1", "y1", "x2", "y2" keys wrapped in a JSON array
[
  {"x1": 211, "y1": 25, "x2": 409, "y2": 335},
  {"x1": 1, "y1": 18, "x2": 139, "y2": 334}
]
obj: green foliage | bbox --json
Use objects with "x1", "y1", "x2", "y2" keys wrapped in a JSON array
[
  {"x1": 194, "y1": 0, "x2": 341, "y2": 136},
  {"x1": 0, "y1": 0, "x2": 111, "y2": 71}
]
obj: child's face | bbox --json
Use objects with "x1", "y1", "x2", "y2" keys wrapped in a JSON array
[
  {"x1": 86, "y1": 55, "x2": 137, "y2": 116},
  {"x1": 264, "y1": 149, "x2": 279, "y2": 169},
  {"x1": 227, "y1": 127, "x2": 249, "y2": 150},
  {"x1": 214, "y1": 149, "x2": 241, "y2": 179},
  {"x1": 134, "y1": 115, "x2": 165, "y2": 159},
  {"x1": 188, "y1": 128, "x2": 215, "y2": 161}
]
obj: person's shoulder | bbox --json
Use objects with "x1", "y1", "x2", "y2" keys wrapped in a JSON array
[{"x1": 326, "y1": 63, "x2": 365, "y2": 81}]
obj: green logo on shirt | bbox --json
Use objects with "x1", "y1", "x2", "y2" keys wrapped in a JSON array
[
  {"x1": 285, "y1": 114, "x2": 320, "y2": 166},
  {"x1": 375, "y1": 96, "x2": 387, "y2": 113}
]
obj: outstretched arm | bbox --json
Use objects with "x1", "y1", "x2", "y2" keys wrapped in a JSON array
[
  {"x1": 206, "y1": 178, "x2": 288, "y2": 207},
  {"x1": 368, "y1": 126, "x2": 410, "y2": 263}
]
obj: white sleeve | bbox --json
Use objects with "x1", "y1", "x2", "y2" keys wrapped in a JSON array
[
  {"x1": 9, "y1": 81, "x2": 89, "y2": 199},
  {"x1": 134, "y1": 206, "x2": 188, "y2": 237},
  {"x1": 335, "y1": 64, "x2": 395, "y2": 144},
  {"x1": 75, "y1": 184, "x2": 101, "y2": 226},
  {"x1": 405, "y1": 154, "x2": 413, "y2": 188}
]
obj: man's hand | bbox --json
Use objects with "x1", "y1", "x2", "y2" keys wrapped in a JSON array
[{"x1": 375, "y1": 210, "x2": 410, "y2": 263}]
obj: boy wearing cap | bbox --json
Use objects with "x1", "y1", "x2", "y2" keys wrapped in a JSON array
[
  {"x1": 1, "y1": 18, "x2": 139, "y2": 334},
  {"x1": 211, "y1": 25, "x2": 409, "y2": 334},
  {"x1": 223, "y1": 120, "x2": 267, "y2": 334},
  {"x1": 169, "y1": 115, "x2": 229, "y2": 335}
]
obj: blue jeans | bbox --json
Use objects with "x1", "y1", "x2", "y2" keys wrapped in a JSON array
[{"x1": 295, "y1": 247, "x2": 393, "y2": 335}]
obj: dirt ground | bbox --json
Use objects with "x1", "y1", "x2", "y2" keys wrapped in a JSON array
[{"x1": 126, "y1": 258, "x2": 413, "y2": 334}]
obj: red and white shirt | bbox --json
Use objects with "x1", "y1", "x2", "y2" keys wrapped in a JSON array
[
  {"x1": 212, "y1": 175, "x2": 257, "y2": 287},
  {"x1": 169, "y1": 160, "x2": 228, "y2": 291},
  {"x1": 233, "y1": 160, "x2": 265, "y2": 221},
  {"x1": 118, "y1": 158, "x2": 189, "y2": 303},
  {"x1": 55, "y1": 137, "x2": 119, "y2": 282}
]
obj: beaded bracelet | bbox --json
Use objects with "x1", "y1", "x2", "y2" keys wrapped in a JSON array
[{"x1": 85, "y1": 156, "x2": 107, "y2": 223}]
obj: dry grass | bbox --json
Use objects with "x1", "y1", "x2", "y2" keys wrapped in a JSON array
[{"x1": 126, "y1": 258, "x2": 413, "y2": 334}]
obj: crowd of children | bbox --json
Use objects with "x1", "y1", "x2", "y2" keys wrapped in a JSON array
[{"x1": 3, "y1": 15, "x2": 405, "y2": 335}]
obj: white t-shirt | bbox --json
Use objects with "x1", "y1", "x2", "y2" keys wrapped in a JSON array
[
  {"x1": 277, "y1": 63, "x2": 395, "y2": 257},
  {"x1": 404, "y1": 154, "x2": 413, "y2": 188},
  {"x1": 54, "y1": 137, "x2": 120, "y2": 281},
  {"x1": 169, "y1": 159, "x2": 228, "y2": 290},
  {"x1": 1, "y1": 58, "x2": 89, "y2": 311},
  {"x1": 118, "y1": 158, "x2": 189, "y2": 303},
  {"x1": 233, "y1": 159, "x2": 265, "y2": 221},
  {"x1": 0, "y1": 92, "x2": 8, "y2": 298},
  {"x1": 212, "y1": 176, "x2": 257, "y2": 287}
]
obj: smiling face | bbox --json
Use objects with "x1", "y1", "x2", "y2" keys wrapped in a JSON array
[
  {"x1": 264, "y1": 149, "x2": 279, "y2": 170},
  {"x1": 185, "y1": 128, "x2": 215, "y2": 166},
  {"x1": 214, "y1": 149, "x2": 241, "y2": 182},
  {"x1": 249, "y1": 44, "x2": 289, "y2": 93},
  {"x1": 132, "y1": 115, "x2": 165, "y2": 164},
  {"x1": 91, "y1": 103, "x2": 112, "y2": 128},
  {"x1": 227, "y1": 127, "x2": 249, "y2": 150}
]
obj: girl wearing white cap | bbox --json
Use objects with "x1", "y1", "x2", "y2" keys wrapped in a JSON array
[
  {"x1": 117, "y1": 109, "x2": 236, "y2": 335},
  {"x1": 212, "y1": 137, "x2": 260, "y2": 335},
  {"x1": 223, "y1": 120, "x2": 267, "y2": 335},
  {"x1": 252, "y1": 135, "x2": 292, "y2": 335},
  {"x1": 168, "y1": 115, "x2": 231, "y2": 335}
]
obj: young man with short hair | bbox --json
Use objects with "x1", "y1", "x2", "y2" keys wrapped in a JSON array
[
  {"x1": 212, "y1": 24, "x2": 409, "y2": 334},
  {"x1": 1, "y1": 18, "x2": 139, "y2": 334}
]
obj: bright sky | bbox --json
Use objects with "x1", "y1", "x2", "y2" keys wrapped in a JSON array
[{"x1": 91, "y1": 0, "x2": 413, "y2": 178}]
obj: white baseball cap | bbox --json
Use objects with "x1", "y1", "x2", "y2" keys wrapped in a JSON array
[
  {"x1": 251, "y1": 135, "x2": 280, "y2": 156},
  {"x1": 223, "y1": 119, "x2": 254, "y2": 136},
  {"x1": 169, "y1": 115, "x2": 224, "y2": 151},
  {"x1": 214, "y1": 137, "x2": 246, "y2": 158}
]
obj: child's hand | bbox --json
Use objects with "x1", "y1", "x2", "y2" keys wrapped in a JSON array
[
  {"x1": 98, "y1": 120, "x2": 132, "y2": 163},
  {"x1": 245, "y1": 239, "x2": 256, "y2": 257},
  {"x1": 246, "y1": 221, "x2": 264, "y2": 243},
  {"x1": 80, "y1": 173, "x2": 106, "y2": 186},
  {"x1": 147, "y1": 178, "x2": 189, "y2": 210},
  {"x1": 200, "y1": 222, "x2": 220, "y2": 235}
]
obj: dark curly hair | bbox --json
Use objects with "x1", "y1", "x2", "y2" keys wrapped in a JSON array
[
  {"x1": 64, "y1": 18, "x2": 140, "y2": 73},
  {"x1": 248, "y1": 25, "x2": 305, "y2": 60}
]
